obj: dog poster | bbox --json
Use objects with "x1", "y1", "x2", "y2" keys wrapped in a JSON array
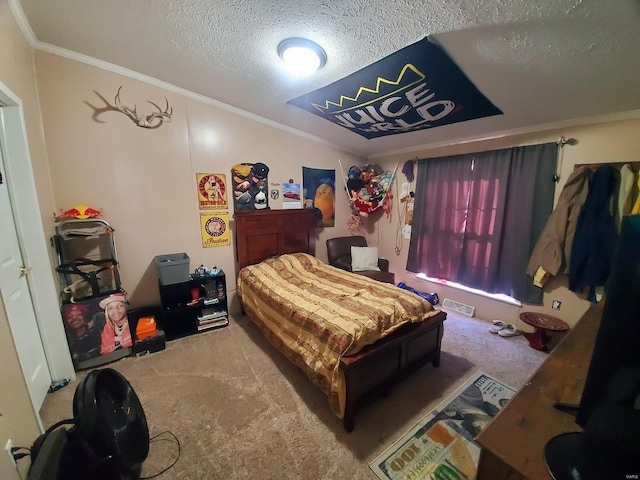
[{"x1": 196, "y1": 173, "x2": 228, "y2": 210}]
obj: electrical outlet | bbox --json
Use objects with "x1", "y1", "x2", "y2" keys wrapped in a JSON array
[
  {"x1": 5, "y1": 438, "x2": 16, "y2": 468},
  {"x1": 552, "y1": 300, "x2": 561, "y2": 310}
]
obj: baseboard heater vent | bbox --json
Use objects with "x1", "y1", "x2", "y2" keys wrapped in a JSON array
[{"x1": 442, "y1": 298, "x2": 476, "y2": 317}]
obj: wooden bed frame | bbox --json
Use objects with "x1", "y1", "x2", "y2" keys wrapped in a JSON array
[{"x1": 234, "y1": 209, "x2": 446, "y2": 431}]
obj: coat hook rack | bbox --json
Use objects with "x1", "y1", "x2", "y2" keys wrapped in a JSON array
[{"x1": 553, "y1": 137, "x2": 578, "y2": 183}]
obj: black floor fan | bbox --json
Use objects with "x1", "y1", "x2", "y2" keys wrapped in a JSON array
[{"x1": 29, "y1": 368, "x2": 149, "y2": 480}]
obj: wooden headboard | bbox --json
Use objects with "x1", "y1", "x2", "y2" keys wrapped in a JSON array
[{"x1": 234, "y1": 209, "x2": 317, "y2": 269}]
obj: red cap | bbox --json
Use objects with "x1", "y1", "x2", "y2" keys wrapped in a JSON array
[{"x1": 64, "y1": 303, "x2": 89, "y2": 314}]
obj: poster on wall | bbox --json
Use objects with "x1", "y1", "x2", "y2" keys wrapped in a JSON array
[
  {"x1": 282, "y1": 182, "x2": 301, "y2": 201},
  {"x1": 200, "y1": 212, "x2": 231, "y2": 248},
  {"x1": 231, "y1": 163, "x2": 270, "y2": 211},
  {"x1": 196, "y1": 173, "x2": 228, "y2": 210},
  {"x1": 302, "y1": 167, "x2": 335, "y2": 227},
  {"x1": 61, "y1": 292, "x2": 132, "y2": 370}
]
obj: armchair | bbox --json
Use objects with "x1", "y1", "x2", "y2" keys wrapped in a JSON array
[{"x1": 326, "y1": 236, "x2": 395, "y2": 284}]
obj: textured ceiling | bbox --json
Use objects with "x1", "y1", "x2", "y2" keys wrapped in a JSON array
[{"x1": 15, "y1": 0, "x2": 640, "y2": 158}]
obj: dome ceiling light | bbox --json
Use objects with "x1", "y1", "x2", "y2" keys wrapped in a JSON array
[{"x1": 278, "y1": 38, "x2": 327, "y2": 77}]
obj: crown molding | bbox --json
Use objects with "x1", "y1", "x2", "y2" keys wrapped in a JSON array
[{"x1": 7, "y1": 0, "x2": 37, "y2": 45}]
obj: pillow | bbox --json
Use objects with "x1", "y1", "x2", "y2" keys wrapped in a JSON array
[{"x1": 351, "y1": 246, "x2": 380, "y2": 272}]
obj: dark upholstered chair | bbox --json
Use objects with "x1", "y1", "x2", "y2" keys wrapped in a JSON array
[{"x1": 326, "y1": 236, "x2": 395, "y2": 284}]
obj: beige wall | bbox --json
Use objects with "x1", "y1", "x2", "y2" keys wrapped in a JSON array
[
  {"x1": 372, "y1": 118, "x2": 640, "y2": 330},
  {"x1": 0, "y1": 2, "x2": 50, "y2": 479},
  {"x1": 34, "y1": 52, "x2": 363, "y2": 311}
]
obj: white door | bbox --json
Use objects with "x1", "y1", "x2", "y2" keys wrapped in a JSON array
[{"x1": 0, "y1": 140, "x2": 51, "y2": 411}]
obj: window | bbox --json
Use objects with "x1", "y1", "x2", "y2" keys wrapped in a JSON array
[{"x1": 406, "y1": 143, "x2": 558, "y2": 304}]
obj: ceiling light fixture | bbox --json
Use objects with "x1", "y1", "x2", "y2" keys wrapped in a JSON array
[{"x1": 278, "y1": 38, "x2": 327, "y2": 77}]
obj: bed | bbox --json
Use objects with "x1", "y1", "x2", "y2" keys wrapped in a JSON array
[{"x1": 235, "y1": 209, "x2": 446, "y2": 431}]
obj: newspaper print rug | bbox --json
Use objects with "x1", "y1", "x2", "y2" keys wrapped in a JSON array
[{"x1": 369, "y1": 372, "x2": 515, "y2": 480}]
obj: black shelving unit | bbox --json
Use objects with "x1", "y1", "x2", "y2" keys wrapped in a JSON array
[{"x1": 158, "y1": 271, "x2": 228, "y2": 341}]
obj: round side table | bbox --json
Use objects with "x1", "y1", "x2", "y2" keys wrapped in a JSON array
[{"x1": 519, "y1": 312, "x2": 569, "y2": 352}]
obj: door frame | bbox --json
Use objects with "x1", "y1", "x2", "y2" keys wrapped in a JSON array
[{"x1": 0, "y1": 80, "x2": 75, "y2": 387}]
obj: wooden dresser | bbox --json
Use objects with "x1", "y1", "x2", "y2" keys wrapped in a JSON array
[{"x1": 475, "y1": 304, "x2": 603, "y2": 479}]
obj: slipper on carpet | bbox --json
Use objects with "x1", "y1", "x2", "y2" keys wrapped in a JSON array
[
  {"x1": 498, "y1": 324, "x2": 522, "y2": 337},
  {"x1": 489, "y1": 320, "x2": 506, "y2": 334}
]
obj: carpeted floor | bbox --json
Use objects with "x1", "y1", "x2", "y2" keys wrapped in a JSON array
[{"x1": 40, "y1": 309, "x2": 548, "y2": 479}]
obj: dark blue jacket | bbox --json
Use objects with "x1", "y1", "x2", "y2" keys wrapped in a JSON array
[{"x1": 568, "y1": 165, "x2": 619, "y2": 296}]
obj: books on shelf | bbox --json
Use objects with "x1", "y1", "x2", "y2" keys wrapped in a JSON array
[
  {"x1": 197, "y1": 316, "x2": 228, "y2": 331},
  {"x1": 198, "y1": 313, "x2": 227, "y2": 324},
  {"x1": 197, "y1": 305, "x2": 228, "y2": 330},
  {"x1": 197, "y1": 307, "x2": 227, "y2": 322}
]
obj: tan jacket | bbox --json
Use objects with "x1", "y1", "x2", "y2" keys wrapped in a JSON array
[
  {"x1": 616, "y1": 164, "x2": 635, "y2": 230},
  {"x1": 527, "y1": 166, "x2": 591, "y2": 283}
]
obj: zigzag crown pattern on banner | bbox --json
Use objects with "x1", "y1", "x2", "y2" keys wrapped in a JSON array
[{"x1": 311, "y1": 64, "x2": 425, "y2": 114}]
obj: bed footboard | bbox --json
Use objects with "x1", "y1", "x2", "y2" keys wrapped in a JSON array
[{"x1": 340, "y1": 311, "x2": 446, "y2": 432}]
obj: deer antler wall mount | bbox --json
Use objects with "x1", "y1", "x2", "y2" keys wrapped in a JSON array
[{"x1": 113, "y1": 86, "x2": 173, "y2": 129}]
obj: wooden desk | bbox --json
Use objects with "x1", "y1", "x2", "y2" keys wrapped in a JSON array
[{"x1": 475, "y1": 305, "x2": 602, "y2": 479}]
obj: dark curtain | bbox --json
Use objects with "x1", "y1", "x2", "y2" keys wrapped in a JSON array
[{"x1": 407, "y1": 143, "x2": 558, "y2": 304}]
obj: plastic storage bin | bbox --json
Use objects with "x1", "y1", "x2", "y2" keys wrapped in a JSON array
[{"x1": 154, "y1": 253, "x2": 190, "y2": 285}]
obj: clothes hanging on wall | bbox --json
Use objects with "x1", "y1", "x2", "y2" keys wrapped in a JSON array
[
  {"x1": 568, "y1": 164, "x2": 619, "y2": 302},
  {"x1": 526, "y1": 166, "x2": 591, "y2": 287},
  {"x1": 617, "y1": 164, "x2": 635, "y2": 229},
  {"x1": 631, "y1": 168, "x2": 640, "y2": 215},
  {"x1": 528, "y1": 162, "x2": 640, "y2": 291}
]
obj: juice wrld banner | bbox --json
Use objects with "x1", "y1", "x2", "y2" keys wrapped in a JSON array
[{"x1": 287, "y1": 36, "x2": 502, "y2": 139}]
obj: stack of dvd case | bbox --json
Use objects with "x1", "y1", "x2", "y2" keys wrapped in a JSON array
[{"x1": 196, "y1": 274, "x2": 228, "y2": 331}]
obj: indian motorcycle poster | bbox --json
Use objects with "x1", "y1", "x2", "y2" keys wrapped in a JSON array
[
  {"x1": 200, "y1": 212, "x2": 231, "y2": 248},
  {"x1": 287, "y1": 36, "x2": 502, "y2": 139},
  {"x1": 196, "y1": 173, "x2": 228, "y2": 210}
]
